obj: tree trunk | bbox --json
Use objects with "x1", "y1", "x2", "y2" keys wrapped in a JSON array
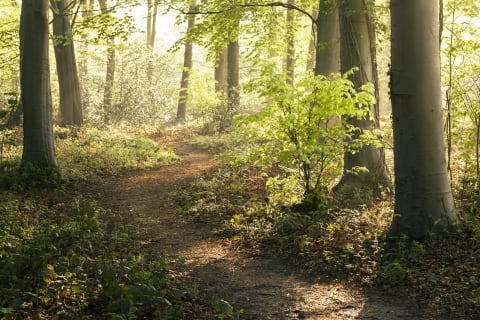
[
  {"x1": 78, "y1": 0, "x2": 94, "y2": 112},
  {"x1": 314, "y1": 0, "x2": 340, "y2": 76},
  {"x1": 146, "y1": 0, "x2": 158, "y2": 81},
  {"x1": 20, "y1": 0, "x2": 58, "y2": 170},
  {"x1": 51, "y1": 0, "x2": 83, "y2": 127},
  {"x1": 214, "y1": 47, "x2": 228, "y2": 94},
  {"x1": 176, "y1": 3, "x2": 195, "y2": 122},
  {"x1": 306, "y1": 10, "x2": 318, "y2": 72},
  {"x1": 388, "y1": 0, "x2": 456, "y2": 240},
  {"x1": 99, "y1": 0, "x2": 115, "y2": 125},
  {"x1": 226, "y1": 38, "x2": 240, "y2": 127},
  {"x1": 149, "y1": 1, "x2": 157, "y2": 48},
  {"x1": 335, "y1": 0, "x2": 391, "y2": 196},
  {"x1": 147, "y1": 0, "x2": 152, "y2": 46},
  {"x1": 285, "y1": 0, "x2": 295, "y2": 85}
]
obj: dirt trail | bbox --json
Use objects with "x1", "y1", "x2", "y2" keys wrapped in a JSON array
[{"x1": 87, "y1": 140, "x2": 421, "y2": 319}]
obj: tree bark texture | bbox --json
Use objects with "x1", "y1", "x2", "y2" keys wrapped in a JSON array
[
  {"x1": 51, "y1": 0, "x2": 83, "y2": 127},
  {"x1": 227, "y1": 39, "x2": 240, "y2": 118},
  {"x1": 146, "y1": 0, "x2": 158, "y2": 80},
  {"x1": 99, "y1": 0, "x2": 115, "y2": 124},
  {"x1": 285, "y1": 0, "x2": 295, "y2": 85},
  {"x1": 146, "y1": 0, "x2": 158, "y2": 48},
  {"x1": 336, "y1": 0, "x2": 391, "y2": 193},
  {"x1": 305, "y1": 10, "x2": 318, "y2": 72},
  {"x1": 177, "y1": 3, "x2": 195, "y2": 122},
  {"x1": 389, "y1": 0, "x2": 456, "y2": 240},
  {"x1": 314, "y1": 0, "x2": 340, "y2": 76},
  {"x1": 214, "y1": 47, "x2": 228, "y2": 94},
  {"x1": 20, "y1": 0, "x2": 58, "y2": 169}
]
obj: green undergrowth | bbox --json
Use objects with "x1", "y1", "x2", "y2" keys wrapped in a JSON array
[
  {"x1": 56, "y1": 126, "x2": 179, "y2": 181},
  {"x1": 177, "y1": 163, "x2": 480, "y2": 318},
  {"x1": 0, "y1": 195, "x2": 198, "y2": 319},
  {"x1": 0, "y1": 125, "x2": 179, "y2": 187}
]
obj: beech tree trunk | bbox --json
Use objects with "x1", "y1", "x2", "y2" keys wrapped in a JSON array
[
  {"x1": 146, "y1": 0, "x2": 158, "y2": 48},
  {"x1": 285, "y1": 0, "x2": 295, "y2": 85},
  {"x1": 388, "y1": 0, "x2": 456, "y2": 240},
  {"x1": 20, "y1": 0, "x2": 58, "y2": 170},
  {"x1": 177, "y1": 3, "x2": 195, "y2": 122},
  {"x1": 335, "y1": 0, "x2": 391, "y2": 195},
  {"x1": 214, "y1": 47, "x2": 228, "y2": 94},
  {"x1": 99, "y1": 0, "x2": 115, "y2": 124},
  {"x1": 51, "y1": 0, "x2": 83, "y2": 127},
  {"x1": 146, "y1": 0, "x2": 158, "y2": 81},
  {"x1": 314, "y1": 0, "x2": 340, "y2": 76},
  {"x1": 226, "y1": 38, "x2": 240, "y2": 126},
  {"x1": 306, "y1": 10, "x2": 318, "y2": 72}
]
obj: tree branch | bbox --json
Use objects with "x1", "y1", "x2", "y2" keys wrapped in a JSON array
[{"x1": 177, "y1": 1, "x2": 318, "y2": 26}]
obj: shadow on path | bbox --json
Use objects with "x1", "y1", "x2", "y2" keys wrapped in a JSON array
[{"x1": 86, "y1": 142, "x2": 422, "y2": 319}]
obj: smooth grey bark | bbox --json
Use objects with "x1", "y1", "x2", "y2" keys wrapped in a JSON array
[
  {"x1": 20, "y1": 0, "x2": 58, "y2": 170},
  {"x1": 177, "y1": 3, "x2": 195, "y2": 122},
  {"x1": 146, "y1": 0, "x2": 158, "y2": 81},
  {"x1": 226, "y1": 38, "x2": 240, "y2": 125},
  {"x1": 388, "y1": 0, "x2": 456, "y2": 240},
  {"x1": 146, "y1": 0, "x2": 158, "y2": 48},
  {"x1": 285, "y1": 0, "x2": 295, "y2": 84},
  {"x1": 306, "y1": 10, "x2": 318, "y2": 72},
  {"x1": 51, "y1": 0, "x2": 84, "y2": 127},
  {"x1": 78, "y1": 0, "x2": 94, "y2": 112},
  {"x1": 335, "y1": 0, "x2": 391, "y2": 194},
  {"x1": 214, "y1": 47, "x2": 228, "y2": 94},
  {"x1": 314, "y1": 0, "x2": 340, "y2": 76},
  {"x1": 312, "y1": 1, "x2": 340, "y2": 130},
  {"x1": 99, "y1": 0, "x2": 115, "y2": 124}
]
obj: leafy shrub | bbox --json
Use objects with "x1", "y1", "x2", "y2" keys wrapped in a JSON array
[{"x1": 234, "y1": 70, "x2": 377, "y2": 201}]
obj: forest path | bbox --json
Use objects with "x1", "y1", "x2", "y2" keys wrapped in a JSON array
[{"x1": 85, "y1": 134, "x2": 419, "y2": 320}]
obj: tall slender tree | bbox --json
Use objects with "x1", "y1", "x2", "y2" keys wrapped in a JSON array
[
  {"x1": 146, "y1": 0, "x2": 158, "y2": 81},
  {"x1": 388, "y1": 0, "x2": 456, "y2": 239},
  {"x1": 51, "y1": 0, "x2": 84, "y2": 127},
  {"x1": 146, "y1": 0, "x2": 158, "y2": 49},
  {"x1": 285, "y1": 0, "x2": 296, "y2": 84},
  {"x1": 214, "y1": 47, "x2": 228, "y2": 94},
  {"x1": 335, "y1": 0, "x2": 391, "y2": 195},
  {"x1": 224, "y1": 16, "x2": 240, "y2": 130},
  {"x1": 20, "y1": 0, "x2": 58, "y2": 171},
  {"x1": 226, "y1": 37, "x2": 239, "y2": 125},
  {"x1": 99, "y1": 0, "x2": 115, "y2": 124},
  {"x1": 177, "y1": 2, "x2": 196, "y2": 122}
]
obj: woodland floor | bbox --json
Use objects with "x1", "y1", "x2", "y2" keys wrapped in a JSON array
[{"x1": 79, "y1": 134, "x2": 432, "y2": 320}]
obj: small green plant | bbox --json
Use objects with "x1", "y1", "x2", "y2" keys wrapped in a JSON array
[
  {"x1": 211, "y1": 295, "x2": 243, "y2": 319},
  {"x1": 236, "y1": 69, "x2": 376, "y2": 203}
]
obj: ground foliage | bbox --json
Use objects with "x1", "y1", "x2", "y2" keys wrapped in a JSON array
[
  {"x1": 0, "y1": 126, "x2": 212, "y2": 319},
  {"x1": 0, "y1": 126, "x2": 179, "y2": 187},
  {"x1": 179, "y1": 131, "x2": 480, "y2": 319},
  {"x1": 0, "y1": 194, "x2": 201, "y2": 319}
]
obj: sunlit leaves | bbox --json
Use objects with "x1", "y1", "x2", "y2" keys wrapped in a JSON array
[
  {"x1": 238, "y1": 69, "x2": 375, "y2": 193},
  {"x1": 75, "y1": 7, "x2": 137, "y2": 43}
]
